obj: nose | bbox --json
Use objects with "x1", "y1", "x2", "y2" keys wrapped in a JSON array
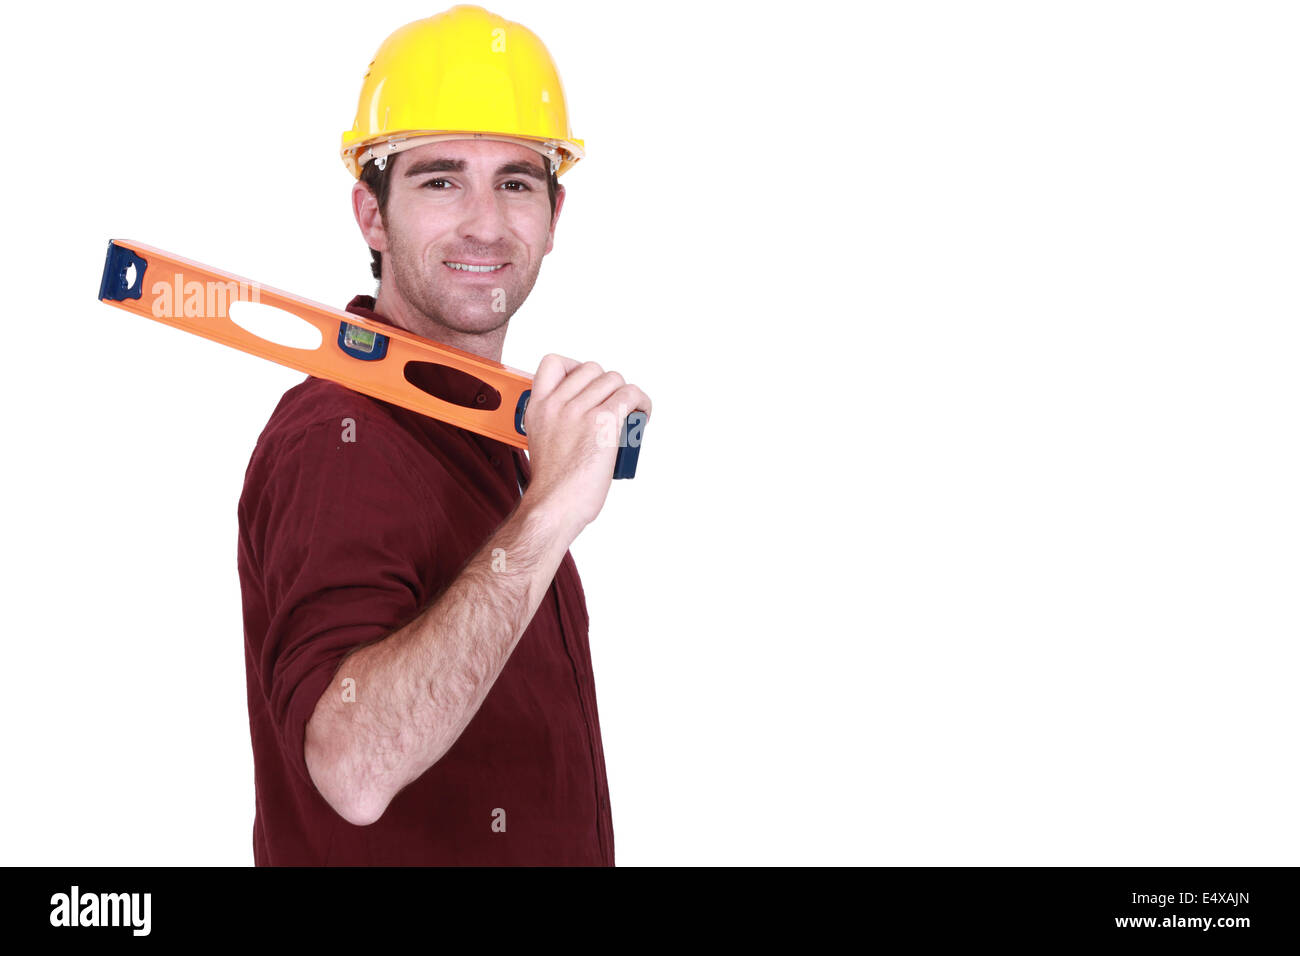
[{"x1": 456, "y1": 180, "x2": 510, "y2": 246}]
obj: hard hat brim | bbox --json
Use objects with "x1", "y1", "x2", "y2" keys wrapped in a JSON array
[{"x1": 343, "y1": 131, "x2": 584, "y2": 179}]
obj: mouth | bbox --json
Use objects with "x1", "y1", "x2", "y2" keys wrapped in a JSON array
[{"x1": 443, "y1": 261, "x2": 508, "y2": 274}]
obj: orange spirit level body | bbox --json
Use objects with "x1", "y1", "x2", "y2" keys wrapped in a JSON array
[{"x1": 98, "y1": 239, "x2": 645, "y2": 478}]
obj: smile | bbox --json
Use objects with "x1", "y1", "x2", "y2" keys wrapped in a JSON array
[{"x1": 444, "y1": 262, "x2": 506, "y2": 273}]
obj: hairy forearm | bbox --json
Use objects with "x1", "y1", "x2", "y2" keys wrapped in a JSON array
[{"x1": 304, "y1": 494, "x2": 577, "y2": 825}]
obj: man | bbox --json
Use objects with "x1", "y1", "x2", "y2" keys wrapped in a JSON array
[{"x1": 236, "y1": 5, "x2": 650, "y2": 865}]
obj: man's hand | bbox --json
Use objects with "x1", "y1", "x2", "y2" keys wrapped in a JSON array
[{"x1": 522, "y1": 354, "x2": 652, "y2": 538}]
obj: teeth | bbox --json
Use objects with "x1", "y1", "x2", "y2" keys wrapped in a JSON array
[{"x1": 446, "y1": 262, "x2": 504, "y2": 272}]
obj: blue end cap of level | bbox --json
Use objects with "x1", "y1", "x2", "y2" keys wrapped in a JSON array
[
  {"x1": 99, "y1": 241, "x2": 147, "y2": 301},
  {"x1": 515, "y1": 389, "x2": 531, "y2": 436},
  {"x1": 613, "y1": 411, "x2": 648, "y2": 480}
]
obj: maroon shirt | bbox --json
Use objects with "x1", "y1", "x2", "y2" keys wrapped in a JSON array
[{"x1": 236, "y1": 295, "x2": 614, "y2": 865}]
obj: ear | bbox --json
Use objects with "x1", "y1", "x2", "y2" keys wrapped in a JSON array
[
  {"x1": 545, "y1": 184, "x2": 566, "y2": 255},
  {"x1": 353, "y1": 180, "x2": 389, "y2": 253}
]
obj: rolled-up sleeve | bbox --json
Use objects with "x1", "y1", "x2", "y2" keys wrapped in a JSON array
[{"x1": 242, "y1": 416, "x2": 442, "y2": 790}]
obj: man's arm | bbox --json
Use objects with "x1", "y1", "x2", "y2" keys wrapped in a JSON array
[
  {"x1": 304, "y1": 493, "x2": 576, "y2": 826},
  {"x1": 303, "y1": 354, "x2": 651, "y2": 826}
]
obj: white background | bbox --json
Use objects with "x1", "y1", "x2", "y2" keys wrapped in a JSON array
[{"x1": 1, "y1": 0, "x2": 1296, "y2": 865}]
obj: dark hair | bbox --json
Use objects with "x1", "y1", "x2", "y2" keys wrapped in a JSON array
[{"x1": 359, "y1": 151, "x2": 560, "y2": 280}]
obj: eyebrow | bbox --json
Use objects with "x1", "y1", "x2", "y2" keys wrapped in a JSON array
[{"x1": 403, "y1": 156, "x2": 548, "y2": 182}]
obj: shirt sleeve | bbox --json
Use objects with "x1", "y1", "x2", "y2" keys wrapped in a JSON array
[{"x1": 245, "y1": 416, "x2": 443, "y2": 791}]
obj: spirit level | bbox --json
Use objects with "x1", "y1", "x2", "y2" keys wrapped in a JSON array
[{"x1": 97, "y1": 239, "x2": 646, "y2": 478}]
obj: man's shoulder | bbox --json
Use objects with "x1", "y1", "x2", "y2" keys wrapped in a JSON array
[
  {"x1": 241, "y1": 376, "x2": 434, "y2": 492},
  {"x1": 255, "y1": 375, "x2": 408, "y2": 450}
]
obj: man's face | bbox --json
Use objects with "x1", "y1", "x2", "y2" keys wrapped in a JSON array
[{"x1": 359, "y1": 139, "x2": 563, "y2": 337}]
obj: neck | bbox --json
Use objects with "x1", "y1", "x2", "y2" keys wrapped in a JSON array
[{"x1": 373, "y1": 283, "x2": 506, "y2": 363}]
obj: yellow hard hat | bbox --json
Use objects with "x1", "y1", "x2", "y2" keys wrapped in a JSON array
[{"x1": 340, "y1": 4, "x2": 585, "y2": 179}]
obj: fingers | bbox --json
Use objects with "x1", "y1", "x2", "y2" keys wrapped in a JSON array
[
  {"x1": 531, "y1": 353, "x2": 581, "y2": 400},
  {"x1": 570, "y1": 372, "x2": 652, "y2": 419},
  {"x1": 530, "y1": 353, "x2": 651, "y2": 423},
  {"x1": 548, "y1": 360, "x2": 609, "y2": 407},
  {"x1": 601, "y1": 384, "x2": 652, "y2": 422},
  {"x1": 574, "y1": 369, "x2": 625, "y2": 410}
]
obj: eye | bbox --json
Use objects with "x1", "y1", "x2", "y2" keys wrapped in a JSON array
[
  {"x1": 422, "y1": 178, "x2": 451, "y2": 189},
  {"x1": 501, "y1": 180, "x2": 531, "y2": 191}
]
